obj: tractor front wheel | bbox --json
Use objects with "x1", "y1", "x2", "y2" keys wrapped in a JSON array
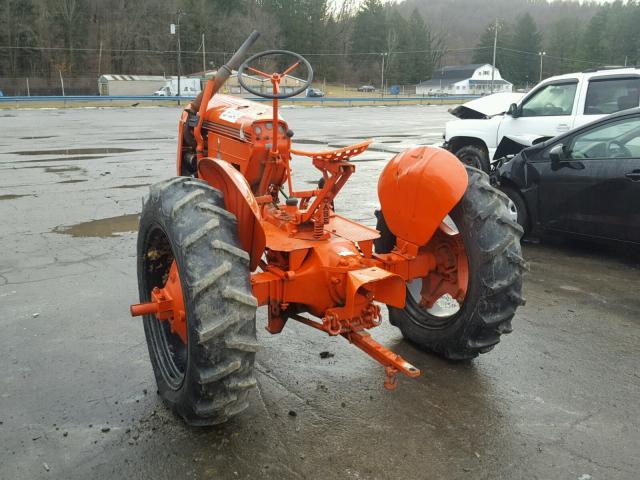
[
  {"x1": 137, "y1": 177, "x2": 258, "y2": 425},
  {"x1": 381, "y1": 167, "x2": 527, "y2": 360}
]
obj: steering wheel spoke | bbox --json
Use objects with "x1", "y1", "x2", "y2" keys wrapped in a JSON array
[
  {"x1": 246, "y1": 66, "x2": 273, "y2": 79},
  {"x1": 281, "y1": 61, "x2": 301, "y2": 76},
  {"x1": 238, "y1": 50, "x2": 313, "y2": 99}
]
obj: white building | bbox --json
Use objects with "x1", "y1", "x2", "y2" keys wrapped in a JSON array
[
  {"x1": 416, "y1": 64, "x2": 513, "y2": 96},
  {"x1": 98, "y1": 75, "x2": 171, "y2": 96}
]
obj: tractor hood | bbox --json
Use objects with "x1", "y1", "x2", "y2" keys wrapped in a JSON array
[{"x1": 449, "y1": 92, "x2": 525, "y2": 119}]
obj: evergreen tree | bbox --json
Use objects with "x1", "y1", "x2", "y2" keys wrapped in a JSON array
[
  {"x1": 507, "y1": 13, "x2": 542, "y2": 86},
  {"x1": 546, "y1": 17, "x2": 583, "y2": 76},
  {"x1": 405, "y1": 9, "x2": 433, "y2": 83}
]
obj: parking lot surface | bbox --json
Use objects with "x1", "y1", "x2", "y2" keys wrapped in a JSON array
[{"x1": 1, "y1": 106, "x2": 639, "y2": 479}]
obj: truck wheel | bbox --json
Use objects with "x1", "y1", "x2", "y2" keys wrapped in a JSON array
[
  {"x1": 455, "y1": 145, "x2": 490, "y2": 172},
  {"x1": 385, "y1": 167, "x2": 526, "y2": 360},
  {"x1": 137, "y1": 177, "x2": 258, "y2": 425}
]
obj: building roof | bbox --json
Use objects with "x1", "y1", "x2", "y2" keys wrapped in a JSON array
[
  {"x1": 417, "y1": 64, "x2": 497, "y2": 87},
  {"x1": 99, "y1": 74, "x2": 170, "y2": 82},
  {"x1": 468, "y1": 79, "x2": 512, "y2": 85},
  {"x1": 432, "y1": 64, "x2": 487, "y2": 81}
]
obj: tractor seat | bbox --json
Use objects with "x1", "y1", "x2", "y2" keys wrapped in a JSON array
[{"x1": 291, "y1": 139, "x2": 372, "y2": 162}]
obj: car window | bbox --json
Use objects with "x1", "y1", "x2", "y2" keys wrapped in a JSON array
[
  {"x1": 584, "y1": 77, "x2": 640, "y2": 115},
  {"x1": 521, "y1": 82, "x2": 577, "y2": 117},
  {"x1": 569, "y1": 116, "x2": 640, "y2": 159}
]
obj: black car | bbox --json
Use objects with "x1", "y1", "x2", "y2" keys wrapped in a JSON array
[{"x1": 494, "y1": 107, "x2": 640, "y2": 245}]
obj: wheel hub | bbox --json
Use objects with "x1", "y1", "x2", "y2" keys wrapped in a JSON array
[
  {"x1": 419, "y1": 230, "x2": 469, "y2": 313},
  {"x1": 131, "y1": 261, "x2": 187, "y2": 344}
]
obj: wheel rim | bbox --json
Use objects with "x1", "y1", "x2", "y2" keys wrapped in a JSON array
[
  {"x1": 142, "y1": 225, "x2": 188, "y2": 390},
  {"x1": 406, "y1": 216, "x2": 469, "y2": 326},
  {"x1": 458, "y1": 152, "x2": 482, "y2": 170},
  {"x1": 506, "y1": 198, "x2": 519, "y2": 224}
]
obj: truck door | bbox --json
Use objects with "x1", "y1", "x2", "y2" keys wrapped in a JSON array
[{"x1": 497, "y1": 80, "x2": 579, "y2": 154}]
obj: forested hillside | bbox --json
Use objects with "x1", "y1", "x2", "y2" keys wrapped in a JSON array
[{"x1": 1, "y1": 0, "x2": 639, "y2": 94}]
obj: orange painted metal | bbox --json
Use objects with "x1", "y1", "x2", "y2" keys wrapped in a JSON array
[
  {"x1": 130, "y1": 261, "x2": 187, "y2": 344},
  {"x1": 290, "y1": 139, "x2": 372, "y2": 162},
  {"x1": 198, "y1": 158, "x2": 266, "y2": 272},
  {"x1": 378, "y1": 146, "x2": 468, "y2": 247},
  {"x1": 160, "y1": 57, "x2": 473, "y2": 388},
  {"x1": 420, "y1": 228, "x2": 469, "y2": 307},
  {"x1": 344, "y1": 330, "x2": 421, "y2": 390},
  {"x1": 176, "y1": 109, "x2": 189, "y2": 176}
]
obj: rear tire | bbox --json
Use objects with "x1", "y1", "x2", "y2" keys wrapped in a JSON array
[
  {"x1": 385, "y1": 167, "x2": 527, "y2": 360},
  {"x1": 137, "y1": 177, "x2": 258, "y2": 426},
  {"x1": 455, "y1": 145, "x2": 490, "y2": 172}
]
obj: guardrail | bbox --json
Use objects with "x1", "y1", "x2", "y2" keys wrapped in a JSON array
[{"x1": 0, "y1": 94, "x2": 479, "y2": 107}]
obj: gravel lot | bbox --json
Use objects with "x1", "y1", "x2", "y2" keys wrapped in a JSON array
[{"x1": 1, "y1": 105, "x2": 639, "y2": 479}]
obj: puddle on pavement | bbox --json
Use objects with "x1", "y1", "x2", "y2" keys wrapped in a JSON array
[
  {"x1": 19, "y1": 136, "x2": 57, "y2": 140},
  {"x1": 53, "y1": 214, "x2": 140, "y2": 238},
  {"x1": 45, "y1": 165, "x2": 84, "y2": 173},
  {"x1": 0, "y1": 194, "x2": 32, "y2": 201},
  {"x1": 11, "y1": 155, "x2": 109, "y2": 164},
  {"x1": 57, "y1": 179, "x2": 88, "y2": 184},
  {"x1": 113, "y1": 183, "x2": 150, "y2": 189},
  {"x1": 11, "y1": 147, "x2": 141, "y2": 156},
  {"x1": 112, "y1": 137, "x2": 172, "y2": 141}
]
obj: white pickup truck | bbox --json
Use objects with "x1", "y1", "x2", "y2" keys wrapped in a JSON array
[{"x1": 443, "y1": 67, "x2": 640, "y2": 171}]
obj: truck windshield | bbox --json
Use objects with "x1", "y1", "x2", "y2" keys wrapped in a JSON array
[{"x1": 521, "y1": 82, "x2": 577, "y2": 117}]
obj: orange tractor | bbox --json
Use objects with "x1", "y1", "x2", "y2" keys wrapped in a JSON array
[{"x1": 131, "y1": 32, "x2": 526, "y2": 425}]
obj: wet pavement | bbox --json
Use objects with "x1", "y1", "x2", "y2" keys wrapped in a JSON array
[{"x1": 1, "y1": 106, "x2": 639, "y2": 480}]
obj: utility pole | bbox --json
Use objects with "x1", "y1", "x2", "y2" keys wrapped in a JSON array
[
  {"x1": 177, "y1": 11, "x2": 182, "y2": 104},
  {"x1": 490, "y1": 19, "x2": 498, "y2": 94},
  {"x1": 26, "y1": 78, "x2": 30, "y2": 96},
  {"x1": 539, "y1": 51, "x2": 546, "y2": 82},
  {"x1": 380, "y1": 53, "x2": 387, "y2": 98},
  {"x1": 58, "y1": 69, "x2": 65, "y2": 96},
  {"x1": 98, "y1": 40, "x2": 103, "y2": 78},
  {"x1": 202, "y1": 33, "x2": 206, "y2": 74},
  {"x1": 171, "y1": 10, "x2": 183, "y2": 104}
]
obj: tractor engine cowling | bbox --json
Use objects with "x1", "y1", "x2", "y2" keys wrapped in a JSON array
[{"x1": 203, "y1": 94, "x2": 291, "y2": 192}]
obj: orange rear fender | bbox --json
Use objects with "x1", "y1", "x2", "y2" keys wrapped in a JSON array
[
  {"x1": 378, "y1": 146, "x2": 468, "y2": 247},
  {"x1": 198, "y1": 158, "x2": 266, "y2": 271}
]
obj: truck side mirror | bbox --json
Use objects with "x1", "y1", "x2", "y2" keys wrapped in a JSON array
[{"x1": 507, "y1": 103, "x2": 520, "y2": 118}]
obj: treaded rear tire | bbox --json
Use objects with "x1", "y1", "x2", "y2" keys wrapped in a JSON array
[
  {"x1": 387, "y1": 167, "x2": 527, "y2": 360},
  {"x1": 137, "y1": 177, "x2": 258, "y2": 426}
]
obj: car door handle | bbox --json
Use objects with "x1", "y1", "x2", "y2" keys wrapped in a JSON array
[
  {"x1": 557, "y1": 123, "x2": 570, "y2": 132},
  {"x1": 626, "y1": 170, "x2": 640, "y2": 181}
]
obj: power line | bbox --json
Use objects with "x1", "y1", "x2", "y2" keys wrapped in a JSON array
[
  {"x1": 495, "y1": 46, "x2": 601, "y2": 65},
  {"x1": 0, "y1": 44, "x2": 490, "y2": 56},
  {"x1": 0, "y1": 43, "x2": 606, "y2": 67}
]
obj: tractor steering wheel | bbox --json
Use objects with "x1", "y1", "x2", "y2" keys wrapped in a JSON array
[{"x1": 237, "y1": 50, "x2": 313, "y2": 99}]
